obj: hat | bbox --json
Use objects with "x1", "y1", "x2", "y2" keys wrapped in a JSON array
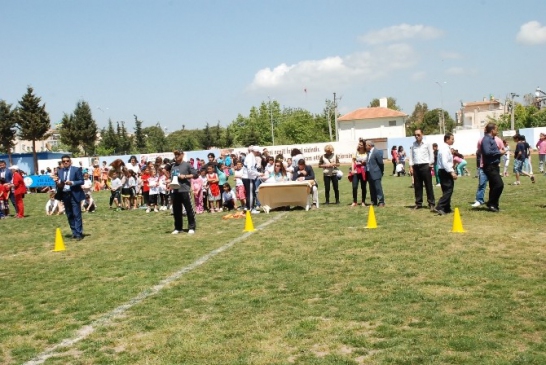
[
  {"x1": 252, "y1": 145, "x2": 261, "y2": 152},
  {"x1": 9, "y1": 165, "x2": 18, "y2": 170}
]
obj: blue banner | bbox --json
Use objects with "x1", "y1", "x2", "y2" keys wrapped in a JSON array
[{"x1": 23, "y1": 175, "x2": 56, "y2": 188}]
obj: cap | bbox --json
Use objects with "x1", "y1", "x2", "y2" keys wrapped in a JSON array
[
  {"x1": 9, "y1": 165, "x2": 18, "y2": 170},
  {"x1": 252, "y1": 146, "x2": 261, "y2": 152}
]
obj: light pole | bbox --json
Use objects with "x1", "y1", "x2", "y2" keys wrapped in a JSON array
[
  {"x1": 536, "y1": 87, "x2": 546, "y2": 109},
  {"x1": 510, "y1": 92, "x2": 519, "y2": 130},
  {"x1": 435, "y1": 81, "x2": 446, "y2": 134},
  {"x1": 268, "y1": 96, "x2": 275, "y2": 145}
]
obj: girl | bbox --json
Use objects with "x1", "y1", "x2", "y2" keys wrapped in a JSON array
[
  {"x1": 233, "y1": 161, "x2": 246, "y2": 209},
  {"x1": 158, "y1": 167, "x2": 168, "y2": 211},
  {"x1": 0, "y1": 177, "x2": 7, "y2": 218},
  {"x1": 285, "y1": 158, "x2": 294, "y2": 181},
  {"x1": 502, "y1": 139, "x2": 510, "y2": 177},
  {"x1": 391, "y1": 146, "x2": 398, "y2": 176},
  {"x1": 141, "y1": 167, "x2": 151, "y2": 211},
  {"x1": 134, "y1": 172, "x2": 143, "y2": 209},
  {"x1": 147, "y1": 167, "x2": 160, "y2": 213},
  {"x1": 199, "y1": 168, "x2": 209, "y2": 212},
  {"x1": 81, "y1": 172, "x2": 93, "y2": 210},
  {"x1": 121, "y1": 169, "x2": 136, "y2": 210},
  {"x1": 191, "y1": 176, "x2": 204, "y2": 214},
  {"x1": 397, "y1": 146, "x2": 407, "y2": 176},
  {"x1": 222, "y1": 182, "x2": 235, "y2": 211},
  {"x1": 83, "y1": 193, "x2": 96, "y2": 213},
  {"x1": 101, "y1": 161, "x2": 109, "y2": 190},
  {"x1": 45, "y1": 190, "x2": 61, "y2": 215},
  {"x1": 92, "y1": 163, "x2": 101, "y2": 191},
  {"x1": 207, "y1": 165, "x2": 221, "y2": 213}
]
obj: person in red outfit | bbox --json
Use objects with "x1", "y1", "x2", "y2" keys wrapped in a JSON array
[{"x1": 8, "y1": 165, "x2": 26, "y2": 218}]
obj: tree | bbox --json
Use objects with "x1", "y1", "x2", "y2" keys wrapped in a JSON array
[
  {"x1": 98, "y1": 119, "x2": 119, "y2": 153},
  {"x1": 368, "y1": 97, "x2": 401, "y2": 111},
  {"x1": 406, "y1": 102, "x2": 429, "y2": 136},
  {"x1": 0, "y1": 100, "x2": 17, "y2": 164},
  {"x1": 200, "y1": 123, "x2": 215, "y2": 149},
  {"x1": 133, "y1": 115, "x2": 147, "y2": 153},
  {"x1": 15, "y1": 86, "x2": 51, "y2": 173},
  {"x1": 142, "y1": 125, "x2": 167, "y2": 153},
  {"x1": 59, "y1": 113, "x2": 81, "y2": 155},
  {"x1": 116, "y1": 121, "x2": 132, "y2": 154},
  {"x1": 420, "y1": 109, "x2": 455, "y2": 135},
  {"x1": 74, "y1": 101, "x2": 98, "y2": 156}
]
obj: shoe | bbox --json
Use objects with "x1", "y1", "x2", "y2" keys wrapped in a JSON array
[
  {"x1": 378, "y1": 203, "x2": 385, "y2": 207},
  {"x1": 487, "y1": 205, "x2": 499, "y2": 212},
  {"x1": 435, "y1": 209, "x2": 446, "y2": 216},
  {"x1": 435, "y1": 183, "x2": 441, "y2": 187},
  {"x1": 323, "y1": 201, "x2": 330, "y2": 205},
  {"x1": 471, "y1": 201, "x2": 482, "y2": 207},
  {"x1": 146, "y1": 208, "x2": 151, "y2": 213},
  {"x1": 74, "y1": 236, "x2": 83, "y2": 241},
  {"x1": 429, "y1": 205, "x2": 436, "y2": 212},
  {"x1": 171, "y1": 230, "x2": 180, "y2": 235},
  {"x1": 188, "y1": 229, "x2": 195, "y2": 235},
  {"x1": 412, "y1": 205, "x2": 422, "y2": 210},
  {"x1": 511, "y1": 181, "x2": 520, "y2": 185},
  {"x1": 251, "y1": 209, "x2": 260, "y2": 214},
  {"x1": 361, "y1": 202, "x2": 367, "y2": 207},
  {"x1": 531, "y1": 175, "x2": 535, "y2": 183},
  {"x1": 154, "y1": 208, "x2": 159, "y2": 212}
]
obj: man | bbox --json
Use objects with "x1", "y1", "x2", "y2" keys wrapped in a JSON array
[
  {"x1": 434, "y1": 133, "x2": 457, "y2": 215},
  {"x1": 365, "y1": 140, "x2": 385, "y2": 207},
  {"x1": 53, "y1": 155, "x2": 85, "y2": 240},
  {"x1": 169, "y1": 150, "x2": 198, "y2": 235},
  {"x1": 242, "y1": 145, "x2": 261, "y2": 214},
  {"x1": 408, "y1": 129, "x2": 435, "y2": 211},
  {"x1": 0, "y1": 160, "x2": 17, "y2": 215},
  {"x1": 471, "y1": 130, "x2": 489, "y2": 208},
  {"x1": 512, "y1": 134, "x2": 534, "y2": 185},
  {"x1": 480, "y1": 123, "x2": 505, "y2": 212}
]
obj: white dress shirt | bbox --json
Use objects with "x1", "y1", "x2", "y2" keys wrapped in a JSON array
[
  {"x1": 409, "y1": 140, "x2": 434, "y2": 165},
  {"x1": 437, "y1": 143, "x2": 454, "y2": 173}
]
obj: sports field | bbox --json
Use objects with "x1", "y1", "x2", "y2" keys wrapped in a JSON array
[{"x1": 2, "y1": 158, "x2": 546, "y2": 365}]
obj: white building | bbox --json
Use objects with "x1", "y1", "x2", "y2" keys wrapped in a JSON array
[
  {"x1": 458, "y1": 98, "x2": 506, "y2": 130},
  {"x1": 11, "y1": 129, "x2": 61, "y2": 153}
]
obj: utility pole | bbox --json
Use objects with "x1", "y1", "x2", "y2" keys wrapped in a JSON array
[
  {"x1": 510, "y1": 92, "x2": 519, "y2": 131},
  {"x1": 327, "y1": 107, "x2": 333, "y2": 141},
  {"x1": 334, "y1": 92, "x2": 338, "y2": 141},
  {"x1": 268, "y1": 96, "x2": 275, "y2": 145}
]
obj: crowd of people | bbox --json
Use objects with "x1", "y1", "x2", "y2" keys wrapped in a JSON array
[{"x1": 0, "y1": 124, "x2": 544, "y2": 233}]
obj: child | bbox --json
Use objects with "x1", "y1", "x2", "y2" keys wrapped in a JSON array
[
  {"x1": 147, "y1": 167, "x2": 160, "y2": 213},
  {"x1": 199, "y1": 168, "x2": 209, "y2": 212},
  {"x1": 82, "y1": 193, "x2": 96, "y2": 212},
  {"x1": 134, "y1": 172, "x2": 143, "y2": 209},
  {"x1": 502, "y1": 139, "x2": 510, "y2": 177},
  {"x1": 109, "y1": 171, "x2": 122, "y2": 210},
  {"x1": 233, "y1": 161, "x2": 246, "y2": 210},
  {"x1": 0, "y1": 177, "x2": 8, "y2": 219},
  {"x1": 121, "y1": 169, "x2": 136, "y2": 210},
  {"x1": 206, "y1": 165, "x2": 221, "y2": 213},
  {"x1": 222, "y1": 182, "x2": 235, "y2": 211},
  {"x1": 141, "y1": 167, "x2": 151, "y2": 210},
  {"x1": 191, "y1": 176, "x2": 204, "y2": 214},
  {"x1": 158, "y1": 167, "x2": 168, "y2": 211},
  {"x1": 45, "y1": 191, "x2": 62, "y2": 215},
  {"x1": 101, "y1": 161, "x2": 109, "y2": 190},
  {"x1": 92, "y1": 163, "x2": 101, "y2": 191}
]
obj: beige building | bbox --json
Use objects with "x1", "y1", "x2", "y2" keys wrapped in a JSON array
[
  {"x1": 11, "y1": 129, "x2": 61, "y2": 153},
  {"x1": 458, "y1": 98, "x2": 506, "y2": 130},
  {"x1": 337, "y1": 106, "x2": 408, "y2": 141}
]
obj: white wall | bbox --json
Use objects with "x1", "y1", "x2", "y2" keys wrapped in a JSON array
[{"x1": 338, "y1": 117, "x2": 406, "y2": 141}]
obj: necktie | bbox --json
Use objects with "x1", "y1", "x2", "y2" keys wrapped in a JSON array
[{"x1": 64, "y1": 168, "x2": 69, "y2": 181}]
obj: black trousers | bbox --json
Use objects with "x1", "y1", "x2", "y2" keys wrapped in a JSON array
[
  {"x1": 172, "y1": 191, "x2": 196, "y2": 231},
  {"x1": 242, "y1": 178, "x2": 255, "y2": 210},
  {"x1": 483, "y1": 163, "x2": 504, "y2": 209},
  {"x1": 436, "y1": 169, "x2": 454, "y2": 213},
  {"x1": 351, "y1": 172, "x2": 367, "y2": 203},
  {"x1": 413, "y1": 164, "x2": 435, "y2": 207},
  {"x1": 323, "y1": 174, "x2": 339, "y2": 203}
]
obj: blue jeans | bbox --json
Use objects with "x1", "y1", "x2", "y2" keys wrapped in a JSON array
[{"x1": 475, "y1": 168, "x2": 488, "y2": 204}]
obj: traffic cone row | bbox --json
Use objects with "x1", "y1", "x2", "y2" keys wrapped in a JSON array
[{"x1": 363, "y1": 206, "x2": 466, "y2": 232}]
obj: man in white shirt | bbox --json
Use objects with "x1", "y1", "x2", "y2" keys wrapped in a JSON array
[
  {"x1": 434, "y1": 133, "x2": 457, "y2": 216},
  {"x1": 409, "y1": 129, "x2": 435, "y2": 211}
]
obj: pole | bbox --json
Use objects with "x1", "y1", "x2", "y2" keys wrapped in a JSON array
[
  {"x1": 268, "y1": 96, "x2": 275, "y2": 146},
  {"x1": 510, "y1": 93, "x2": 519, "y2": 131},
  {"x1": 334, "y1": 92, "x2": 338, "y2": 141},
  {"x1": 436, "y1": 82, "x2": 445, "y2": 134},
  {"x1": 327, "y1": 107, "x2": 333, "y2": 141}
]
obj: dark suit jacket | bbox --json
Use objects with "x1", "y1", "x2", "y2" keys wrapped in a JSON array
[
  {"x1": 1, "y1": 168, "x2": 13, "y2": 182},
  {"x1": 57, "y1": 166, "x2": 85, "y2": 202},
  {"x1": 366, "y1": 148, "x2": 384, "y2": 180},
  {"x1": 292, "y1": 165, "x2": 316, "y2": 182}
]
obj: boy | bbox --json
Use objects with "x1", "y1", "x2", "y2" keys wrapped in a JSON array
[
  {"x1": 109, "y1": 171, "x2": 122, "y2": 210},
  {"x1": 83, "y1": 193, "x2": 96, "y2": 212}
]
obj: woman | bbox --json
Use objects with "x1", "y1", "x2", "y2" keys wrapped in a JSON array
[
  {"x1": 397, "y1": 146, "x2": 407, "y2": 176},
  {"x1": 127, "y1": 155, "x2": 140, "y2": 175},
  {"x1": 351, "y1": 139, "x2": 368, "y2": 207},
  {"x1": 318, "y1": 144, "x2": 340, "y2": 204},
  {"x1": 290, "y1": 148, "x2": 304, "y2": 170},
  {"x1": 391, "y1": 146, "x2": 398, "y2": 176},
  {"x1": 265, "y1": 160, "x2": 288, "y2": 183},
  {"x1": 8, "y1": 165, "x2": 25, "y2": 218}
]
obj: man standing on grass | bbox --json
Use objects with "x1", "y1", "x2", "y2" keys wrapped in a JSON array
[
  {"x1": 365, "y1": 140, "x2": 385, "y2": 207},
  {"x1": 169, "y1": 150, "x2": 198, "y2": 235},
  {"x1": 53, "y1": 155, "x2": 85, "y2": 240},
  {"x1": 434, "y1": 133, "x2": 457, "y2": 216},
  {"x1": 408, "y1": 129, "x2": 435, "y2": 211},
  {"x1": 480, "y1": 123, "x2": 505, "y2": 212}
]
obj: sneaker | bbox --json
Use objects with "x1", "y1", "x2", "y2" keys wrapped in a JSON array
[
  {"x1": 154, "y1": 208, "x2": 159, "y2": 213},
  {"x1": 435, "y1": 183, "x2": 441, "y2": 187},
  {"x1": 511, "y1": 181, "x2": 521, "y2": 185},
  {"x1": 188, "y1": 229, "x2": 195, "y2": 235},
  {"x1": 251, "y1": 209, "x2": 260, "y2": 214},
  {"x1": 531, "y1": 175, "x2": 535, "y2": 183},
  {"x1": 471, "y1": 201, "x2": 482, "y2": 207},
  {"x1": 171, "y1": 230, "x2": 180, "y2": 235},
  {"x1": 146, "y1": 208, "x2": 151, "y2": 213}
]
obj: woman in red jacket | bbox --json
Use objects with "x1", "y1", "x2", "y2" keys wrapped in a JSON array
[{"x1": 8, "y1": 165, "x2": 26, "y2": 218}]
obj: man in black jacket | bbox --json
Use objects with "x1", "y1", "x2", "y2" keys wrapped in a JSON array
[
  {"x1": 480, "y1": 123, "x2": 505, "y2": 212},
  {"x1": 292, "y1": 158, "x2": 319, "y2": 208},
  {"x1": 169, "y1": 150, "x2": 198, "y2": 234}
]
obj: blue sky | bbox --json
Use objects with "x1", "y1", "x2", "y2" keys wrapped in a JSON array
[{"x1": 2, "y1": 0, "x2": 546, "y2": 132}]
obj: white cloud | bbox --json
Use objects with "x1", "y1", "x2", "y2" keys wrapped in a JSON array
[
  {"x1": 411, "y1": 71, "x2": 426, "y2": 81},
  {"x1": 249, "y1": 44, "x2": 416, "y2": 91},
  {"x1": 516, "y1": 21, "x2": 546, "y2": 45},
  {"x1": 358, "y1": 24, "x2": 443, "y2": 45}
]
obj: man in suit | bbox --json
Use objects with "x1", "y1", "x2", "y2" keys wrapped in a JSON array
[
  {"x1": 365, "y1": 140, "x2": 385, "y2": 206},
  {"x1": 53, "y1": 155, "x2": 85, "y2": 240}
]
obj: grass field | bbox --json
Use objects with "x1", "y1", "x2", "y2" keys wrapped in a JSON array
[{"x1": 2, "y1": 157, "x2": 546, "y2": 364}]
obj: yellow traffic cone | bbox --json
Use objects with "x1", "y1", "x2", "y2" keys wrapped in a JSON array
[
  {"x1": 244, "y1": 210, "x2": 255, "y2": 232},
  {"x1": 365, "y1": 205, "x2": 378, "y2": 229},
  {"x1": 451, "y1": 208, "x2": 466, "y2": 233},
  {"x1": 53, "y1": 228, "x2": 66, "y2": 252}
]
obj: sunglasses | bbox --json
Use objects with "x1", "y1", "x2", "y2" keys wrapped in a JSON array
[
  {"x1": 414, "y1": 134, "x2": 421, "y2": 137},
  {"x1": 275, "y1": 164, "x2": 281, "y2": 167},
  {"x1": 62, "y1": 160, "x2": 71, "y2": 163}
]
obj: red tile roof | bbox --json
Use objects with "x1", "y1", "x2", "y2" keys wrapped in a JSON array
[{"x1": 338, "y1": 107, "x2": 407, "y2": 121}]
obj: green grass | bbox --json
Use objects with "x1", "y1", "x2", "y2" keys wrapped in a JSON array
[{"x1": 1, "y1": 157, "x2": 546, "y2": 364}]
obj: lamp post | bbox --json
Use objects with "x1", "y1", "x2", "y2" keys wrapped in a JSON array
[
  {"x1": 536, "y1": 87, "x2": 546, "y2": 109},
  {"x1": 510, "y1": 92, "x2": 519, "y2": 130},
  {"x1": 268, "y1": 96, "x2": 275, "y2": 146},
  {"x1": 435, "y1": 81, "x2": 446, "y2": 134}
]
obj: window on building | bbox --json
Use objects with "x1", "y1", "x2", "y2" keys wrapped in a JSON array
[{"x1": 388, "y1": 120, "x2": 396, "y2": 126}]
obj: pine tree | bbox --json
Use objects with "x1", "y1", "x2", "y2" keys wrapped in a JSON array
[
  {"x1": 59, "y1": 112, "x2": 80, "y2": 155},
  {"x1": 0, "y1": 100, "x2": 17, "y2": 164},
  {"x1": 133, "y1": 115, "x2": 147, "y2": 153},
  {"x1": 74, "y1": 101, "x2": 98, "y2": 156},
  {"x1": 16, "y1": 86, "x2": 51, "y2": 172},
  {"x1": 100, "y1": 119, "x2": 119, "y2": 152}
]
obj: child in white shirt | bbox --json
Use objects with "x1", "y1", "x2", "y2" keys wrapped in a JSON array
[
  {"x1": 147, "y1": 167, "x2": 160, "y2": 213},
  {"x1": 109, "y1": 172, "x2": 122, "y2": 210}
]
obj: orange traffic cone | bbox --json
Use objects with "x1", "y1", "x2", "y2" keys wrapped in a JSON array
[
  {"x1": 53, "y1": 228, "x2": 66, "y2": 252},
  {"x1": 244, "y1": 210, "x2": 255, "y2": 232},
  {"x1": 365, "y1": 205, "x2": 378, "y2": 229},
  {"x1": 451, "y1": 208, "x2": 465, "y2": 233}
]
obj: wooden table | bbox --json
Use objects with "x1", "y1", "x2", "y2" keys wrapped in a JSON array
[{"x1": 258, "y1": 181, "x2": 313, "y2": 213}]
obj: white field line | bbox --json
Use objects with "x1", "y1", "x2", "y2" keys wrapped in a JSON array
[{"x1": 24, "y1": 212, "x2": 287, "y2": 365}]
